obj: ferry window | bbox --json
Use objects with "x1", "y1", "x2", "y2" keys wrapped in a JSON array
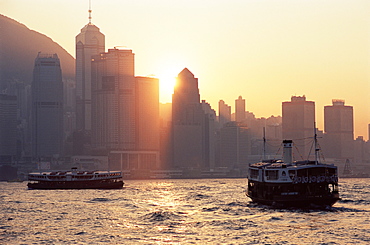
[
  {"x1": 265, "y1": 170, "x2": 278, "y2": 180},
  {"x1": 249, "y1": 169, "x2": 259, "y2": 179},
  {"x1": 288, "y1": 170, "x2": 296, "y2": 179}
]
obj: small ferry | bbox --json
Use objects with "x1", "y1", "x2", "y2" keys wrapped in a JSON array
[
  {"x1": 247, "y1": 139, "x2": 340, "y2": 208},
  {"x1": 28, "y1": 167, "x2": 124, "y2": 189}
]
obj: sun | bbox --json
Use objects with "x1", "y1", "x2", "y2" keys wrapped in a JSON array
[{"x1": 157, "y1": 69, "x2": 179, "y2": 104}]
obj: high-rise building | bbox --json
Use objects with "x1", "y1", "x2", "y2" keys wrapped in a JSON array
[
  {"x1": 219, "y1": 121, "x2": 250, "y2": 168},
  {"x1": 135, "y1": 76, "x2": 160, "y2": 151},
  {"x1": 75, "y1": 13, "x2": 105, "y2": 132},
  {"x1": 0, "y1": 94, "x2": 17, "y2": 162},
  {"x1": 92, "y1": 48, "x2": 161, "y2": 172},
  {"x1": 201, "y1": 100, "x2": 217, "y2": 170},
  {"x1": 235, "y1": 95, "x2": 246, "y2": 122},
  {"x1": 218, "y1": 100, "x2": 231, "y2": 127},
  {"x1": 282, "y1": 96, "x2": 315, "y2": 160},
  {"x1": 31, "y1": 53, "x2": 63, "y2": 158},
  {"x1": 324, "y1": 99, "x2": 354, "y2": 160},
  {"x1": 91, "y1": 48, "x2": 135, "y2": 152},
  {"x1": 172, "y1": 68, "x2": 208, "y2": 169}
]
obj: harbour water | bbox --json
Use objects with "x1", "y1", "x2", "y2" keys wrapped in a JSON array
[{"x1": 1, "y1": 178, "x2": 369, "y2": 244}]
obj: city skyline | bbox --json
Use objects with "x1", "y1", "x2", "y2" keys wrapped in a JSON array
[{"x1": 1, "y1": 0, "x2": 369, "y2": 140}]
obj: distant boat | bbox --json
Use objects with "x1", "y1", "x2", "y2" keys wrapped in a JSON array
[
  {"x1": 341, "y1": 159, "x2": 369, "y2": 178},
  {"x1": 342, "y1": 159, "x2": 354, "y2": 177},
  {"x1": 246, "y1": 130, "x2": 340, "y2": 208},
  {"x1": 7, "y1": 178, "x2": 23, "y2": 183},
  {"x1": 27, "y1": 167, "x2": 124, "y2": 189}
]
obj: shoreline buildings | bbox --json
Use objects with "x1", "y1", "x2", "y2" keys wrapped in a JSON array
[{"x1": 0, "y1": 94, "x2": 17, "y2": 163}]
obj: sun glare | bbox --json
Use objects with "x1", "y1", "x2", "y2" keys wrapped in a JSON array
[{"x1": 158, "y1": 69, "x2": 178, "y2": 104}]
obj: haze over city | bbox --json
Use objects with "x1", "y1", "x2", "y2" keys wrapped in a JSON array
[{"x1": 1, "y1": 0, "x2": 369, "y2": 140}]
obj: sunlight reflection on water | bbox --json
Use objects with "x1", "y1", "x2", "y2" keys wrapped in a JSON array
[{"x1": 1, "y1": 178, "x2": 369, "y2": 244}]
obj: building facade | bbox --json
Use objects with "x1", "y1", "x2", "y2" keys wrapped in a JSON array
[
  {"x1": 0, "y1": 94, "x2": 17, "y2": 162},
  {"x1": 172, "y1": 68, "x2": 207, "y2": 169},
  {"x1": 324, "y1": 99, "x2": 354, "y2": 160},
  {"x1": 135, "y1": 76, "x2": 160, "y2": 152},
  {"x1": 218, "y1": 100, "x2": 231, "y2": 127},
  {"x1": 75, "y1": 22, "x2": 105, "y2": 132},
  {"x1": 201, "y1": 100, "x2": 217, "y2": 170},
  {"x1": 282, "y1": 96, "x2": 315, "y2": 160},
  {"x1": 219, "y1": 121, "x2": 250, "y2": 169},
  {"x1": 91, "y1": 48, "x2": 135, "y2": 152},
  {"x1": 31, "y1": 53, "x2": 63, "y2": 158},
  {"x1": 235, "y1": 95, "x2": 246, "y2": 122}
]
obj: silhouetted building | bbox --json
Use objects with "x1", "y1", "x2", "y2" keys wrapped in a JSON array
[
  {"x1": 219, "y1": 121, "x2": 250, "y2": 168},
  {"x1": 0, "y1": 94, "x2": 17, "y2": 162},
  {"x1": 201, "y1": 100, "x2": 217, "y2": 170},
  {"x1": 92, "y1": 49, "x2": 160, "y2": 171},
  {"x1": 75, "y1": 16, "x2": 105, "y2": 154},
  {"x1": 91, "y1": 48, "x2": 135, "y2": 152},
  {"x1": 235, "y1": 96, "x2": 246, "y2": 122},
  {"x1": 172, "y1": 68, "x2": 209, "y2": 169},
  {"x1": 282, "y1": 96, "x2": 315, "y2": 160},
  {"x1": 135, "y1": 76, "x2": 160, "y2": 152},
  {"x1": 159, "y1": 103, "x2": 172, "y2": 169},
  {"x1": 324, "y1": 100, "x2": 354, "y2": 160},
  {"x1": 218, "y1": 100, "x2": 231, "y2": 127},
  {"x1": 31, "y1": 53, "x2": 63, "y2": 158}
]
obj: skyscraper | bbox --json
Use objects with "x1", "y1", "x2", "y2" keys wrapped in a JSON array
[
  {"x1": 235, "y1": 95, "x2": 246, "y2": 122},
  {"x1": 135, "y1": 76, "x2": 160, "y2": 151},
  {"x1": 282, "y1": 96, "x2": 315, "y2": 160},
  {"x1": 91, "y1": 48, "x2": 135, "y2": 152},
  {"x1": 172, "y1": 68, "x2": 207, "y2": 169},
  {"x1": 31, "y1": 53, "x2": 63, "y2": 158},
  {"x1": 218, "y1": 100, "x2": 231, "y2": 127},
  {"x1": 324, "y1": 99, "x2": 354, "y2": 160},
  {"x1": 219, "y1": 121, "x2": 250, "y2": 168},
  {"x1": 0, "y1": 94, "x2": 17, "y2": 162},
  {"x1": 201, "y1": 100, "x2": 217, "y2": 170},
  {"x1": 75, "y1": 12, "x2": 105, "y2": 132}
]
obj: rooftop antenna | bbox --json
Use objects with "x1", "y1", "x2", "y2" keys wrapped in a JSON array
[{"x1": 88, "y1": 0, "x2": 92, "y2": 24}]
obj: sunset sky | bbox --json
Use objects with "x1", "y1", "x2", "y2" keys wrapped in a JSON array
[{"x1": 1, "y1": 0, "x2": 369, "y2": 140}]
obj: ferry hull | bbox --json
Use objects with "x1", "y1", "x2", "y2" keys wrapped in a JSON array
[
  {"x1": 247, "y1": 193, "x2": 340, "y2": 208},
  {"x1": 28, "y1": 180, "x2": 124, "y2": 190},
  {"x1": 247, "y1": 180, "x2": 340, "y2": 208}
]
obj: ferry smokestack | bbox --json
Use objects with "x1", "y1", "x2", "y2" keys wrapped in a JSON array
[{"x1": 283, "y1": 140, "x2": 293, "y2": 163}]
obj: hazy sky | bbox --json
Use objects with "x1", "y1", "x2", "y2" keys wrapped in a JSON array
[{"x1": 1, "y1": 0, "x2": 369, "y2": 140}]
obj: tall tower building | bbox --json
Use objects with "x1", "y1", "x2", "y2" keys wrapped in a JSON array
[
  {"x1": 172, "y1": 68, "x2": 207, "y2": 169},
  {"x1": 324, "y1": 99, "x2": 354, "y2": 160},
  {"x1": 282, "y1": 96, "x2": 315, "y2": 160},
  {"x1": 235, "y1": 95, "x2": 246, "y2": 122},
  {"x1": 91, "y1": 48, "x2": 135, "y2": 152},
  {"x1": 201, "y1": 100, "x2": 217, "y2": 170},
  {"x1": 219, "y1": 121, "x2": 250, "y2": 168},
  {"x1": 135, "y1": 76, "x2": 160, "y2": 151},
  {"x1": 75, "y1": 8, "x2": 105, "y2": 132},
  {"x1": 31, "y1": 53, "x2": 63, "y2": 158},
  {"x1": 218, "y1": 100, "x2": 231, "y2": 127},
  {"x1": 0, "y1": 94, "x2": 17, "y2": 162}
]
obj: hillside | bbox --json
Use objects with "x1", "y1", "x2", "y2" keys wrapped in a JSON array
[{"x1": 0, "y1": 14, "x2": 75, "y2": 87}]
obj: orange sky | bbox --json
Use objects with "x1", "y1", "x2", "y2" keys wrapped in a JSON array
[{"x1": 1, "y1": 0, "x2": 369, "y2": 140}]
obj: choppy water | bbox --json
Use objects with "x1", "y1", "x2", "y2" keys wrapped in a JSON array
[{"x1": 1, "y1": 178, "x2": 369, "y2": 244}]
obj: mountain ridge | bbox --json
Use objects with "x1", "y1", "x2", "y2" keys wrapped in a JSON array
[{"x1": 0, "y1": 14, "x2": 75, "y2": 88}]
